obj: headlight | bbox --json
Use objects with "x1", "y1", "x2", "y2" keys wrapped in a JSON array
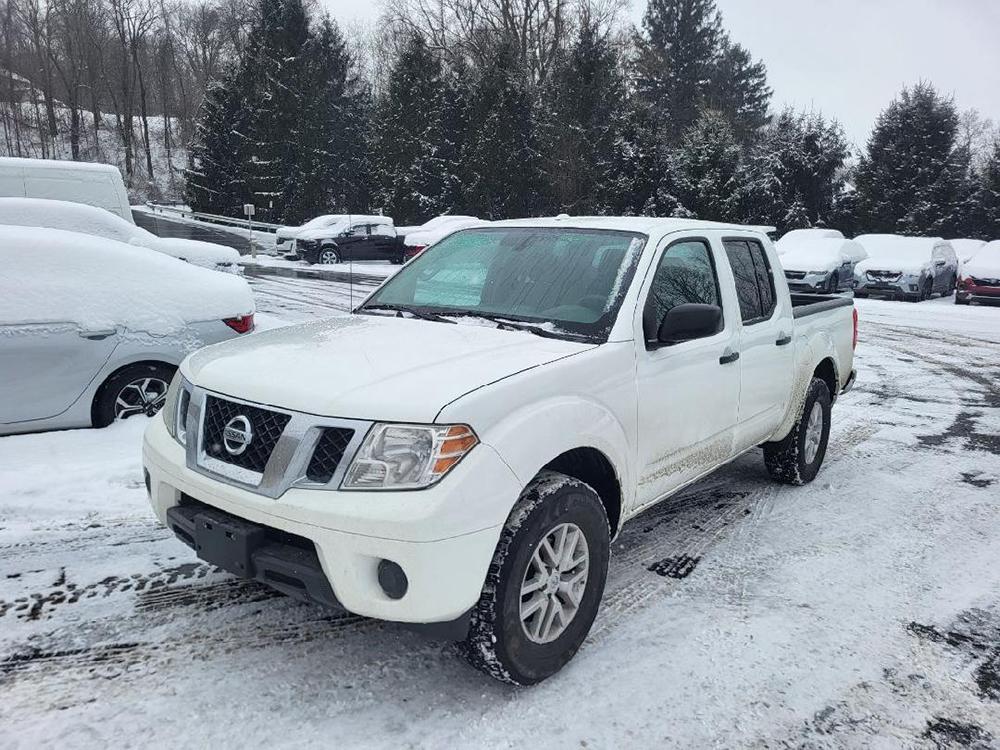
[
  {"x1": 342, "y1": 423, "x2": 478, "y2": 490},
  {"x1": 162, "y1": 373, "x2": 192, "y2": 446}
]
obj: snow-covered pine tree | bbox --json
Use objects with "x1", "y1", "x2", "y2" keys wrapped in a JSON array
[
  {"x1": 371, "y1": 31, "x2": 456, "y2": 223},
  {"x1": 244, "y1": 0, "x2": 312, "y2": 223},
  {"x1": 459, "y1": 41, "x2": 542, "y2": 219},
  {"x1": 284, "y1": 17, "x2": 371, "y2": 223},
  {"x1": 853, "y1": 83, "x2": 969, "y2": 236},
  {"x1": 635, "y1": 0, "x2": 723, "y2": 142},
  {"x1": 537, "y1": 18, "x2": 630, "y2": 215},
  {"x1": 971, "y1": 139, "x2": 1000, "y2": 239},
  {"x1": 737, "y1": 108, "x2": 849, "y2": 231},
  {"x1": 706, "y1": 37, "x2": 771, "y2": 143},
  {"x1": 185, "y1": 77, "x2": 254, "y2": 215},
  {"x1": 671, "y1": 110, "x2": 742, "y2": 221}
]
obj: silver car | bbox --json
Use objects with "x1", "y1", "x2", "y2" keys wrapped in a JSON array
[{"x1": 0, "y1": 225, "x2": 255, "y2": 436}]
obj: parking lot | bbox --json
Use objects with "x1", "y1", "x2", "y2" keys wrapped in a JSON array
[{"x1": 1, "y1": 280, "x2": 999, "y2": 748}]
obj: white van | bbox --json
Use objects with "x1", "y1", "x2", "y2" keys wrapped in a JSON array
[{"x1": 0, "y1": 156, "x2": 133, "y2": 223}]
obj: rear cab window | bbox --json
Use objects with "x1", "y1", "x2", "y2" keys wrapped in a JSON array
[{"x1": 723, "y1": 238, "x2": 777, "y2": 325}]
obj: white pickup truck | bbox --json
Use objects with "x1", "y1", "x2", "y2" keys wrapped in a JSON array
[{"x1": 143, "y1": 217, "x2": 857, "y2": 685}]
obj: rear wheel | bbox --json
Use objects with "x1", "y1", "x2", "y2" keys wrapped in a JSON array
[
  {"x1": 462, "y1": 471, "x2": 610, "y2": 685},
  {"x1": 763, "y1": 377, "x2": 831, "y2": 485},
  {"x1": 93, "y1": 362, "x2": 176, "y2": 428}
]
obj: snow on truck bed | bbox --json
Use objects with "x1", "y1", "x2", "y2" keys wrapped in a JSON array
[{"x1": 0, "y1": 225, "x2": 253, "y2": 335}]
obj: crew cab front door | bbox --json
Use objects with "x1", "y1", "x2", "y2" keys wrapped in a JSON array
[{"x1": 634, "y1": 237, "x2": 741, "y2": 511}]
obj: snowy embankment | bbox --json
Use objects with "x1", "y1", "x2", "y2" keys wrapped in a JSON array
[{"x1": 1, "y1": 288, "x2": 999, "y2": 748}]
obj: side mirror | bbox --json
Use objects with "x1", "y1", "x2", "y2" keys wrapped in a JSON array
[{"x1": 656, "y1": 303, "x2": 722, "y2": 346}]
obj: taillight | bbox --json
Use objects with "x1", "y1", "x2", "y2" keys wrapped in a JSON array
[
  {"x1": 405, "y1": 245, "x2": 426, "y2": 259},
  {"x1": 852, "y1": 307, "x2": 858, "y2": 351},
  {"x1": 224, "y1": 313, "x2": 254, "y2": 334}
]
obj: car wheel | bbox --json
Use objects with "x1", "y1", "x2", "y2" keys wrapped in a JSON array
[
  {"x1": 391, "y1": 254, "x2": 404, "y2": 265},
  {"x1": 828, "y1": 271, "x2": 839, "y2": 293},
  {"x1": 763, "y1": 377, "x2": 831, "y2": 486},
  {"x1": 318, "y1": 247, "x2": 340, "y2": 265},
  {"x1": 461, "y1": 471, "x2": 610, "y2": 686},
  {"x1": 921, "y1": 278, "x2": 933, "y2": 301},
  {"x1": 93, "y1": 362, "x2": 176, "y2": 428}
]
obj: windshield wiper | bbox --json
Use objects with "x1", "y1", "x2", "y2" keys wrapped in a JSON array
[
  {"x1": 360, "y1": 304, "x2": 456, "y2": 324},
  {"x1": 439, "y1": 311, "x2": 592, "y2": 342}
]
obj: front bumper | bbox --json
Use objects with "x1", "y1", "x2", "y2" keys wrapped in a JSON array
[
  {"x1": 855, "y1": 277, "x2": 921, "y2": 298},
  {"x1": 143, "y1": 415, "x2": 519, "y2": 623},
  {"x1": 956, "y1": 285, "x2": 1000, "y2": 303}
]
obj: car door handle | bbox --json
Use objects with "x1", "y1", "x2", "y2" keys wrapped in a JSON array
[
  {"x1": 79, "y1": 329, "x2": 116, "y2": 340},
  {"x1": 775, "y1": 335, "x2": 792, "y2": 346},
  {"x1": 719, "y1": 350, "x2": 740, "y2": 365}
]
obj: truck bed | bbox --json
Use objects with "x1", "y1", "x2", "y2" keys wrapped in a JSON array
[{"x1": 790, "y1": 292, "x2": 854, "y2": 319}]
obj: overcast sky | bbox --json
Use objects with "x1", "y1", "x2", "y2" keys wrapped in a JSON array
[{"x1": 321, "y1": 0, "x2": 1000, "y2": 149}]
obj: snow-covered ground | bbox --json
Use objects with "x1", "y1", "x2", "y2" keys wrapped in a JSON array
[{"x1": 1, "y1": 287, "x2": 999, "y2": 748}]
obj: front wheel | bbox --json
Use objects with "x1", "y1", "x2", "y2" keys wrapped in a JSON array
[
  {"x1": 827, "y1": 271, "x2": 840, "y2": 293},
  {"x1": 763, "y1": 377, "x2": 831, "y2": 485},
  {"x1": 462, "y1": 471, "x2": 610, "y2": 685},
  {"x1": 318, "y1": 247, "x2": 341, "y2": 265},
  {"x1": 93, "y1": 362, "x2": 176, "y2": 428}
]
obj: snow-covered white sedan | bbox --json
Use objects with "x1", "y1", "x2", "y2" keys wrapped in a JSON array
[
  {"x1": 854, "y1": 235, "x2": 958, "y2": 302},
  {"x1": 956, "y1": 240, "x2": 1000, "y2": 305},
  {"x1": 777, "y1": 237, "x2": 867, "y2": 293},
  {"x1": 0, "y1": 198, "x2": 242, "y2": 272},
  {"x1": 0, "y1": 226, "x2": 255, "y2": 436}
]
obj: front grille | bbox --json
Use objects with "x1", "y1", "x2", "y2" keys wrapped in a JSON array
[
  {"x1": 867, "y1": 270, "x2": 901, "y2": 281},
  {"x1": 306, "y1": 427, "x2": 355, "y2": 483},
  {"x1": 784, "y1": 270, "x2": 806, "y2": 280},
  {"x1": 202, "y1": 396, "x2": 291, "y2": 474}
]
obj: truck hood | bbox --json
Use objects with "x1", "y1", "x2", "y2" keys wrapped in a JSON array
[{"x1": 183, "y1": 314, "x2": 594, "y2": 422}]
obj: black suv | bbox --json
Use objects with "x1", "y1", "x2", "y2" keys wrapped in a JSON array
[{"x1": 296, "y1": 220, "x2": 405, "y2": 265}]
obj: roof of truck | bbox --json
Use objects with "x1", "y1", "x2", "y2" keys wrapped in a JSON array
[
  {"x1": 489, "y1": 215, "x2": 775, "y2": 236},
  {"x1": 0, "y1": 156, "x2": 123, "y2": 174}
]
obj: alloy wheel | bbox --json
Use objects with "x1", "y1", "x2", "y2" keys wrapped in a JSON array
[
  {"x1": 114, "y1": 377, "x2": 168, "y2": 420},
  {"x1": 519, "y1": 522, "x2": 590, "y2": 644},
  {"x1": 803, "y1": 401, "x2": 824, "y2": 465}
]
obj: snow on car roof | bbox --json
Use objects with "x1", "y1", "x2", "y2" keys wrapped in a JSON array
[
  {"x1": 778, "y1": 238, "x2": 867, "y2": 267},
  {"x1": 0, "y1": 156, "x2": 123, "y2": 175},
  {"x1": 0, "y1": 225, "x2": 253, "y2": 335},
  {"x1": 487, "y1": 216, "x2": 775, "y2": 237},
  {"x1": 854, "y1": 234, "x2": 951, "y2": 258},
  {"x1": 0, "y1": 196, "x2": 144, "y2": 244}
]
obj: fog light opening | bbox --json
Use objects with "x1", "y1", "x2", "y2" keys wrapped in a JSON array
[{"x1": 378, "y1": 559, "x2": 408, "y2": 600}]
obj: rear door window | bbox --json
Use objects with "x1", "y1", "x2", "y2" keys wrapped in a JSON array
[{"x1": 724, "y1": 238, "x2": 776, "y2": 324}]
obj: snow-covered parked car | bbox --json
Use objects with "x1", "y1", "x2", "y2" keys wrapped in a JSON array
[
  {"x1": 948, "y1": 238, "x2": 987, "y2": 266},
  {"x1": 0, "y1": 226, "x2": 255, "y2": 436},
  {"x1": 403, "y1": 216, "x2": 486, "y2": 261},
  {"x1": 777, "y1": 237, "x2": 867, "y2": 293},
  {"x1": 775, "y1": 228, "x2": 844, "y2": 255},
  {"x1": 143, "y1": 217, "x2": 857, "y2": 685},
  {"x1": 274, "y1": 214, "x2": 348, "y2": 253},
  {"x1": 290, "y1": 215, "x2": 405, "y2": 265},
  {"x1": 853, "y1": 235, "x2": 958, "y2": 301},
  {"x1": 956, "y1": 240, "x2": 1000, "y2": 305},
  {"x1": 0, "y1": 197, "x2": 242, "y2": 273}
]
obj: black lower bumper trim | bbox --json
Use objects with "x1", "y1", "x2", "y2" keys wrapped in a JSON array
[{"x1": 167, "y1": 499, "x2": 340, "y2": 610}]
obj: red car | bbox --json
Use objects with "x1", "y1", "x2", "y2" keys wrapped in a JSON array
[{"x1": 956, "y1": 240, "x2": 1000, "y2": 305}]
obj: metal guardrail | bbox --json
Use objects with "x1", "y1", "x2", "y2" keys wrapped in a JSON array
[{"x1": 143, "y1": 203, "x2": 285, "y2": 232}]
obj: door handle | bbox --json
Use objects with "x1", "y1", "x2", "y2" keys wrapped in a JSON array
[
  {"x1": 79, "y1": 329, "x2": 116, "y2": 340},
  {"x1": 719, "y1": 350, "x2": 740, "y2": 365},
  {"x1": 775, "y1": 335, "x2": 792, "y2": 346}
]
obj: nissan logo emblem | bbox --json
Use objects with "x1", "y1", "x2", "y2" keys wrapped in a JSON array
[{"x1": 222, "y1": 415, "x2": 253, "y2": 455}]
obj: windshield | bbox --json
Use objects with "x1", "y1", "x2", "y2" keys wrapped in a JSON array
[{"x1": 359, "y1": 227, "x2": 646, "y2": 341}]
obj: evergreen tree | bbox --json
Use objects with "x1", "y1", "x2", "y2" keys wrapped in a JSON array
[
  {"x1": 706, "y1": 37, "x2": 771, "y2": 142},
  {"x1": 971, "y1": 139, "x2": 1000, "y2": 239},
  {"x1": 185, "y1": 79, "x2": 253, "y2": 215},
  {"x1": 459, "y1": 41, "x2": 542, "y2": 219},
  {"x1": 537, "y1": 19, "x2": 630, "y2": 214},
  {"x1": 284, "y1": 18, "x2": 371, "y2": 223},
  {"x1": 371, "y1": 32, "x2": 457, "y2": 223},
  {"x1": 635, "y1": 0, "x2": 723, "y2": 141},
  {"x1": 738, "y1": 109, "x2": 849, "y2": 231},
  {"x1": 670, "y1": 110, "x2": 741, "y2": 220},
  {"x1": 854, "y1": 83, "x2": 969, "y2": 236}
]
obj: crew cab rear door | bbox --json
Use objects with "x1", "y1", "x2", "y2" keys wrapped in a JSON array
[
  {"x1": 632, "y1": 235, "x2": 740, "y2": 511},
  {"x1": 722, "y1": 236, "x2": 794, "y2": 450}
]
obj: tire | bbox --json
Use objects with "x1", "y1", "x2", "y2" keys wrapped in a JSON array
[
  {"x1": 462, "y1": 471, "x2": 610, "y2": 686},
  {"x1": 318, "y1": 247, "x2": 340, "y2": 265},
  {"x1": 763, "y1": 377, "x2": 832, "y2": 485},
  {"x1": 854, "y1": 290, "x2": 868, "y2": 299},
  {"x1": 93, "y1": 362, "x2": 176, "y2": 428},
  {"x1": 391, "y1": 254, "x2": 404, "y2": 265},
  {"x1": 920, "y1": 278, "x2": 933, "y2": 301},
  {"x1": 827, "y1": 271, "x2": 839, "y2": 293},
  {"x1": 955, "y1": 296, "x2": 970, "y2": 306}
]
